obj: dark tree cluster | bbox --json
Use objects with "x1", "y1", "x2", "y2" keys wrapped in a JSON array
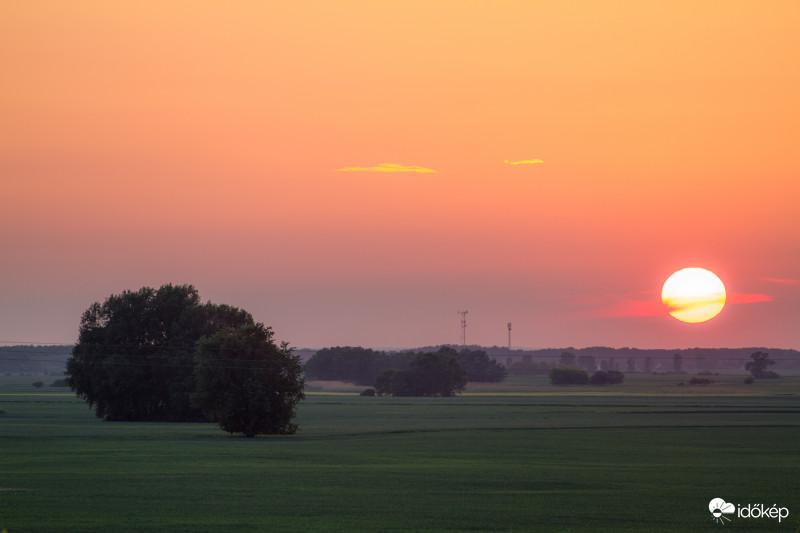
[
  {"x1": 306, "y1": 346, "x2": 506, "y2": 386},
  {"x1": 373, "y1": 348, "x2": 467, "y2": 397},
  {"x1": 589, "y1": 370, "x2": 624, "y2": 385},
  {"x1": 548, "y1": 367, "x2": 589, "y2": 385},
  {"x1": 549, "y1": 367, "x2": 625, "y2": 386},
  {"x1": 457, "y1": 349, "x2": 507, "y2": 382},
  {"x1": 65, "y1": 284, "x2": 304, "y2": 436},
  {"x1": 304, "y1": 346, "x2": 410, "y2": 386}
]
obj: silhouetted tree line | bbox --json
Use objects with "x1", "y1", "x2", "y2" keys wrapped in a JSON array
[
  {"x1": 0, "y1": 345, "x2": 72, "y2": 375},
  {"x1": 305, "y1": 345, "x2": 506, "y2": 386},
  {"x1": 500, "y1": 346, "x2": 800, "y2": 375}
]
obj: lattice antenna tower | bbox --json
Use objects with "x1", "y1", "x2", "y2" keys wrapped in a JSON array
[
  {"x1": 507, "y1": 322, "x2": 512, "y2": 354},
  {"x1": 457, "y1": 310, "x2": 468, "y2": 347}
]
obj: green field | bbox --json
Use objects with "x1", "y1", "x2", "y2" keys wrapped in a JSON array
[{"x1": 2, "y1": 375, "x2": 799, "y2": 532}]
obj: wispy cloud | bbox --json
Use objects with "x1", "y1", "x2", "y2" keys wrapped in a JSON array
[
  {"x1": 760, "y1": 277, "x2": 800, "y2": 285},
  {"x1": 577, "y1": 290, "x2": 774, "y2": 320},
  {"x1": 728, "y1": 292, "x2": 773, "y2": 304},
  {"x1": 504, "y1": 159, "x2": 543, "y2": 165},
  {"x1": 336, "y1": 163, "x2": 438, "y2": 173},
  {"x1": 571, "y1": 293, "x2": 665, "y2": 319}
]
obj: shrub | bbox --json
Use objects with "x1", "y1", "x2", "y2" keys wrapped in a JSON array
[
  {"x1": 744, "y1": 376, "x2": 754, "y2": 385},
  {"x1": 590, "y1": 370, "x2": 624, "y2": 386},
  {"x1": 50, "y1": 378, "x2": 69, "y2": 387},
  {"x1": 360, "y1": 388, "x2": 376, "y2": 396},
  {"x1": 549, "y1": 367, "x2": 589, "y2": 385},
  {"x1": 689, "y1": 377, "x2": 714, "y2": 385},
  {"x1": 32, "y1": 381, "x2": 44, "y2": 388},
  {"x1": 590, "y1": 371, "x2": 609, "y2": 385}
]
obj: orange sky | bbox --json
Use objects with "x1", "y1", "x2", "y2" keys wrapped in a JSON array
[{"x1": 2, "y1": 1, "x2": 799, "y2": 349}]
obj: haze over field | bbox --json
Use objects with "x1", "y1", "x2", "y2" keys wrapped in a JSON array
[{"x1": 2, "y1": 2, "x2": 799, "y2": 349}]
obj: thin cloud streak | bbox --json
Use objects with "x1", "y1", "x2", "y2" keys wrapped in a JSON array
[
  {"x1": 579, "y1": 290, "x2": 774, "y2": 320},
  {"x1": 572, "y1": 293, "x2": 664, "y2": 319},
  {"x1": 760, "y1": 278, "x2": 799, "y2": 285},
  {"x1": 727, "y1": 292, "x2": 773, "y2": 304},
  {"x1": 504, "y1": 159, "x2": 543, "y2": 165},
  {"x1": 336, "y1": 163, "x2": 438, "y2": 173}
]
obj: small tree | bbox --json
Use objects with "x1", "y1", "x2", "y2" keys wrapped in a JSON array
[
  {"x1": 192, "y1": 323, "x2": 305, "y2": 437},
  {"x1": 744, "y1": 351, "x2": 777, "y2": 378}
]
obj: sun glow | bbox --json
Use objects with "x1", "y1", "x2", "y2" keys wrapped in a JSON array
[{"x1": 662, "y1": 268, "x2": 726, "y2": 323}]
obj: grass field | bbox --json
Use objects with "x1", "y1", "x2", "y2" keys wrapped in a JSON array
[{"x1": 2, "y1": 375, "x2": 799, "y2": 532}]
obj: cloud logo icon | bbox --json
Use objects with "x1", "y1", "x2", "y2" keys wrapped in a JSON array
[{"x1": 709, "y1": 498, "x2": 735, "y2": 524}]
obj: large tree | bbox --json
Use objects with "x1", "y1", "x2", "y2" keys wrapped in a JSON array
[
  {"x1": 191, "y1": 323, "x2": 305, "y2": 437},
  {"x1": 66, "y1": 284, "x2": 253, "y2": 421}
]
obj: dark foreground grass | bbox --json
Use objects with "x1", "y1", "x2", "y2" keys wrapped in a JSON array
[{"x1": 2, "y1": 377, "x2": 799, "y2": 532}]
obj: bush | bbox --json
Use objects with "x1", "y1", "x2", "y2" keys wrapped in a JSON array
[
  {"x1": 360, "y1": 388, "x2": 376, "y2": 396},
  {"x1": 50, "y1": 378, "x2": 69, "y2": 387},
  {"x1": 549, "y1": 367, "x2": 589, "y2": 385},
  {"x1": 32, "y1": 381, "x2": 44, "y2": 388},
  {"x1": 590, "y1": 370, "x2": 624, "y2": 386},
  {"x1": 744, "y1": 376, "x2": 754, "y2": 385},
  {"x1": 689, "y1": 377, "x2": 714, "y2": 385}
]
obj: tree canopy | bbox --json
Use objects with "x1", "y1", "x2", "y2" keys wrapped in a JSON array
[
  {"x1": 66, "y1": 284, "x2": 262, "y2": 422},
  {"x1": 191, "y1": 323, "x2": 305, "y2": 437}
]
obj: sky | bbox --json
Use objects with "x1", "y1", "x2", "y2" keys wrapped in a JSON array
[{"x1": 2, "y1": 1, "x2": 799, "y2": 350}]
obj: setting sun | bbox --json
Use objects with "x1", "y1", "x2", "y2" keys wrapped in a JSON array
[{"x1": 662, "y1": 268, "x2": 726, "y2": 323}]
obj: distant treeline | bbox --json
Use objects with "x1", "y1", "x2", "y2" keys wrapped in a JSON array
[
  {"x1": 0, "y1": 345, "x2": 73, "y2": 375},
  {"x1": 305, "y1": 346, "x2": 506, "y2": 385},
  {"x1": 475, "y1": 346, "x2": 800, "y2": 374}
]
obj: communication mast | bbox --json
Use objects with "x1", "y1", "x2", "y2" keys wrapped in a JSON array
[
  {"x1": 507, "y1": 322, "x2": 512, "y2": 354},
  {"x1": 457, "y1": 310, "x2": 468, "y2": 347}
]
